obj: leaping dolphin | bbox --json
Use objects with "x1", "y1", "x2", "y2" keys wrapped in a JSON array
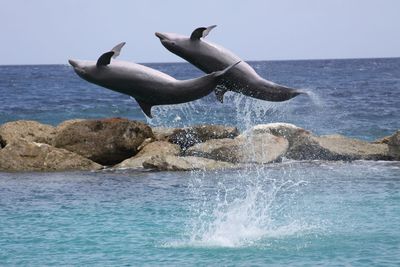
[
  {"x1": 69, "y1": 42, "x2": 240, "y2": 118},
  {"x1": 155, "y1": 25, "x2": 304, "y2": 103}
]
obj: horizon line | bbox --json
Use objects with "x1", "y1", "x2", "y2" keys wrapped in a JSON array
[{"x1": 1, "y1": 56, "x2": 399, "y2": 67}]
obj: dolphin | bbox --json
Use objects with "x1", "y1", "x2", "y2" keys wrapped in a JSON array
[
  {"x1": 69, "y1": 42, "x2": 240, "y2": 118},
  {"x1": 155, "y1": 25, "x2": 304, "y2": 103}
]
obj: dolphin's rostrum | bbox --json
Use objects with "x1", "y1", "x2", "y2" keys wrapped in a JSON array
[
  {"x1": 69, "y1": 42, "x2": 241, "y2": 118},
  {"x1": 156, "y1": 25, "x2": 305, "y2": 103}
]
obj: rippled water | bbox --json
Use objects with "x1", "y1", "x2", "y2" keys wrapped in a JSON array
[
  {"x1": 1, "y1": 162, "x2": 399, "y2": 265},
  {"x1": 0, "y1": 59, "x2": 399, "y2": 265}
]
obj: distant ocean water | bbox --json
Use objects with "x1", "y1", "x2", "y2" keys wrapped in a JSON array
[
  {"x1": 1, "y1": 58, "x2": 399, "y2": 139},
  {"x1": 0, "y1": 58, "x2": 399, "y2": 266}
]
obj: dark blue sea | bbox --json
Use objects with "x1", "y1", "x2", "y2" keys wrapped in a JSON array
[{"x1": 0, "y1": 59, "x2": 399, "y2": 266}]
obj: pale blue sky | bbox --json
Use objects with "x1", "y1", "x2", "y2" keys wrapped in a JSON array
[{"x1": 1, "y1": 0, "x2": 399, "y2": 65}]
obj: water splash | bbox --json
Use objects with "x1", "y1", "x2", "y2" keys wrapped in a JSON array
[
  {"x1": 302, "y1": 88, "x2": 324, "y2": 109},
  {"x1": 163, "y1": 166, "x2": 324, "y2": 248}
]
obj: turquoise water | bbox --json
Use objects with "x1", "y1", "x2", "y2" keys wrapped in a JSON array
[{"x1": 1, "y1": 161, "x2": 399, "y2": 266}]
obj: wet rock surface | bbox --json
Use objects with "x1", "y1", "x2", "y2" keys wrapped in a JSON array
[{"x1": 168, "y1": 124, "x2": 239, "y2": 149}]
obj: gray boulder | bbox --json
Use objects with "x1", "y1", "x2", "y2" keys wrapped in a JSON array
[
  {"x1": 287, "y1": 134, "x2": 390, "y2": 161},
  {"x1": 53, "y1": 118, "x2": 153, "y2": 165},
  {"x1": 142, "y1": 155, "x2": 235, "y2": 171},
  {"x1": 247, "y1": 123, "x2": 390, "y2": 161},
  {"x1": 186, "y1": 133, "x2": 288, "y2": 164},
  {"x1": 168, "y1": 124, "x2": 239, "y2": 149},
  {"x1": 115, "y1": 141, "x2": 181, "y2": 169},
  {"x1": 245, "y1": 123, "x2": 310, "y2": 147},
  {"x1": 0, "y1": 120, "x2": 56, "y2": 146},
  {"x1": 0, "y1": 140, "x2": 102, "y2": 172}
]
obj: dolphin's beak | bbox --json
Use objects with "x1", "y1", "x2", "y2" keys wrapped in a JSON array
[
  {"x1": 68, "y1": 59, "x2": 79, "y2": 68},
  {"x1": 155, "y1": 32, "x2": 167, "y2": 40}
]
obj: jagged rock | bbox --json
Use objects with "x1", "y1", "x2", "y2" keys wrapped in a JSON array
[
  {"x1": 115, "y1": 141, "x2": 181, "y2": 169},
  {"x1": 142, "y1": 155, "x2": 235, "y2": 171},
  {"x1": 53, "y1": 118, "x2": 154, "y2": 165},
  {"x1": 387, "y1": 130, "x2": 400, "y2": 160},
  {"x1": 287, "y1": 134, "x2": 390, "y2": 161},
  {"x1": 0, "y1": 140, "x2": 102, "y2": 172},
  {"x1": 185, "y1": 133, "x2": 288, "y2": 164},
  {"x1": 0, "y1": 120, "x2": 56, "y2": 146},
  {"x1": 168, "y1": 124, "x2": 239, "y2": 149},
  {"x1": 152, "y1": 127, "x2": 177, "y2": 141}
]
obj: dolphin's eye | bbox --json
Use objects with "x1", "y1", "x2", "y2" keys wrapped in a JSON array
[{"x1": 171, "y1": 42, "x2": 176, "y2": 46}]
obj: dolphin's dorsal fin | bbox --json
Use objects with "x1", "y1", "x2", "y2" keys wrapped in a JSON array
[
  {"x1": 96, "y1": 42, "x2": 126, "y2": 67},
  {"x1": 111, "y1": 42, "x2": 126, "y2": 59},
  {"x1": 190, "y1": 25, "x2": 217, "y2": 40},
  {"x1": 135, "y1": 99, "x2": 153, "y2": 118},
  {"x1": 96, "y1": 51, "x2": 115, "y2": 67}
]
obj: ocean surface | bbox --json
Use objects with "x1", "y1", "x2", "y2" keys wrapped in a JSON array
[{"x1": 0, "y1": 58, "x2": 399, "y2": 266}]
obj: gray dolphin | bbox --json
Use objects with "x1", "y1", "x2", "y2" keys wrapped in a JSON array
[
  {"x1": 69, "y1": 42, "x2": 240, "y2": 118},
  {"x1": 155, "y1": 25, "x2": 304, "y2": 103}
]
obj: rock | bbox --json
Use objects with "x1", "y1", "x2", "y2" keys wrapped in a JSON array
[
  {"x1": 55, "y1": 119, "x2": 86, "y2": 132},
  {"x1": 248, "y1": 123, "x2": 390, "y2": 161},
  {"x1": 0, "y1": 140, "x2": 102, "y2": 172},
  {"x1": 152, "y1": 127, "x2": 177, "y2": 141},
  {"x1": 0, "y1": 120, "x2": 56, "y2": 146},
  {"x1": 168, "y1": 124, "x2": 239, "y2": 149},
  {"x1": 142, "y1": 155, "x2": 235, "y2": 171},
  {"x1": 115, "y1": 141, "x2": 181, "y2": 169},
  {"x1": 245, "y1": 123, "x2": 310, "y2": 146},
  {"x1": 185, "y1": 133, "x2": 288, "y2": 164},
  {"x1": 53, "y1": 118, "x2": 154, "y2": 165},
  {"x1": 287, "y1": 134, "x2": 390, "y2": 161},
  {"x1": 387, "y1": 130, "x2": 400, "y2": 160}
]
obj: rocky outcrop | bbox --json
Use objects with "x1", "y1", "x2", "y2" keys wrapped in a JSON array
[
  {"x1": 142, "y1": 155, "x2": 235, "y2": 171},
  {"x1": 0, "y1": 118, "x2": 398, "y2": 173},
  {"x1": 168, "y1": 124, "x2": 239, "y2": 149},
  {"x1": 185, "y1": 133, "x2": 288, "y2": 164},
  {"x1": 53, "y1": 118, "x2": 153, "y2": 165},
  {"x1": 245, "y1": 123, "x2": 390, "y2": 161},
  {"x1": 387, "y1": 131, "x2": 400, "y2": 160},
  {"x1": 0, "y1": 120, "x2": 56, "y2": 146},
  {"x1": 115, "y1": 141, "x2": 181, "y2": 169},
  {"x1": 0, "y1": 140, "x2": 102, "y2": 172}
]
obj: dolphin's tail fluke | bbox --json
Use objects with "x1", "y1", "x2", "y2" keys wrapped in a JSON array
[{"x1": 255, "y1": 80, "x2": 307, "y2": 102}]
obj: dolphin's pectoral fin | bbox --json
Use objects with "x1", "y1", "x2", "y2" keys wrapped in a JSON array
[
  {"x1": 135, "y1": 99, "x2": 153, "y2": 118},
  {"x1": 190, "y1": 25, "x2": 217, "y2": 40},
  {"x1": 111, "y1": 42, "x2": 126, "y2": 59},
  {"x1": 215, "y1": 86, "x2": 228, "y2": 103},
  {"x1": 96, "y1": 51, "x2": 115, "y2": 67}
]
